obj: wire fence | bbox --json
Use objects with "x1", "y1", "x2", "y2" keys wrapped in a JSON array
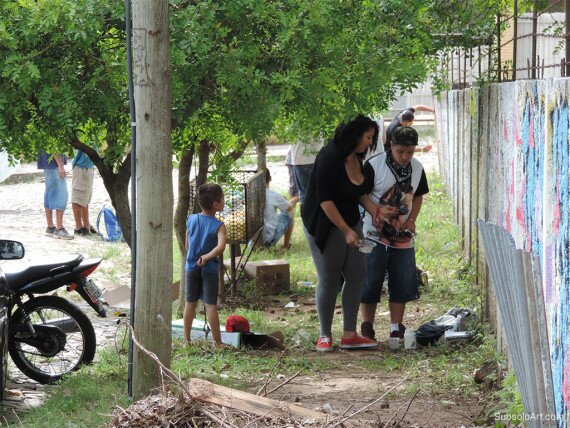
[{"x1": 440, "y1": 0, "x2": 570, "y2": 88}]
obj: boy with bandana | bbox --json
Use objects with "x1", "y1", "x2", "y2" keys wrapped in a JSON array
[{"x1": 359, "y1": 126, "x2": 429, "y2": 343}]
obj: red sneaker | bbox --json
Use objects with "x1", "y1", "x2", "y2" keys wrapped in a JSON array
[
  {"x1": 340, "y1": 334, "x2": 378, "y2": 349},
  {"x1": 316, "y1": 336, "x2": 333, "y2": 352}
]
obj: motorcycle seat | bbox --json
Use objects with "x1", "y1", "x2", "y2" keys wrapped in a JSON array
[{"x1": 3, "y1": 254, "x2": 84, "y2": 291}]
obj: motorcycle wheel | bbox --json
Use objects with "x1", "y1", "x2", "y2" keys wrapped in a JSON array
[{"x1": 9, "y1": 295, "x2": 96, "y2": 384}]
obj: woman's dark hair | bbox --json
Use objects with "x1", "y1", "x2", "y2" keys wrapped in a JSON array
[
  {"x1": 332, "y1": 114, "x2": 379, "y2": 160},
  {"x1": 198, "y1": 183, "x2": 224, "y2": 210},
  {"x1": 400, "y1": 110, "x2": 415, "y2": 123}
]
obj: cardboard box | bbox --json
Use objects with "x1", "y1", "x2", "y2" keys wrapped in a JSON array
[{"x1": 224, "y1": 258, "x2": 290, "y2": 294}]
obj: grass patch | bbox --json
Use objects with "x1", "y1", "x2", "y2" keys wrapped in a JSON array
[
  {"x1": 171, "y1": 340, "x2": 336, "y2": 390},
  {"x1": 11, "y1": 348, "x2": 129, "y2": 428},
  {"x1": 88, "y1": 242, "x2": 131, "y2": 284}
]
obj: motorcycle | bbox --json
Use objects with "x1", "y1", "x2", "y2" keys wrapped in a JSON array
[{"x1": 0, "y1": 239, "x2": 106, "y2": 386}]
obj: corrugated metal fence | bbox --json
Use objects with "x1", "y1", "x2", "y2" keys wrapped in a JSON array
[{"x1": 478, "y1": 220, "x2": 555, "y2": 427}]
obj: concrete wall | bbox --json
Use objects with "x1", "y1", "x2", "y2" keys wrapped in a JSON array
[{"x1": 436, "y1": 78, "x2": 570, "y2": 425}]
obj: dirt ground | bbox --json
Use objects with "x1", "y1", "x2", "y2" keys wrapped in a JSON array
[
  {"x1": 244, "y1": 296, "x2": 491, "y2": 428},
  {"x1": 0, "y1": 144, "x2": 491, "y2": 427}
]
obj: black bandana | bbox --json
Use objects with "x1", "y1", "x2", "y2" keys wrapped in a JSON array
[{"x1": 386, "y1": 150, "x2": 412, "y2": 184}]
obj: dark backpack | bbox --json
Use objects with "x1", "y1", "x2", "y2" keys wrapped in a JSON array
[
  {"x1": 415, "y1": 322, "x2": 452, "y2": 346},
  {"x1": 96, "y1": 207, "x2": 123, "y2": 242}
]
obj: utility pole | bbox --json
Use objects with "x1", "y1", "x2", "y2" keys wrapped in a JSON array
[{"x1": 131, "y1": 0, "x2": 173, "y2": 400}]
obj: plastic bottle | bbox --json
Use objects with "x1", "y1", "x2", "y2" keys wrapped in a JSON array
[
  {"x1": 389, "y1": 336, "x2": 399, "y2": 351},
  {"x1": 404, "y1": 330, "x2": 417, "y2": 350},
  {"x1": 453, "y1": 313, "x2": 466, "y2": 332}
]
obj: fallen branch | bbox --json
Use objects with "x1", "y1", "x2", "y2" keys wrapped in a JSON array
[
  {"x1": 129, "y1": 326, "x2": 193, "y2": 400},
  {"x1": 264, "y1": 370, "x2": 302, "y2": 396},
  {"x1": 256, "y1": 370, "x2": 274, "y2": 396},
  {"x1": 189, "y1": 377, "x2": 329, "y2": 422},
  {"x1": 256, "y1": 345, "x2": 292, "y2": 396},
  {"x1": 395, "y1": 388, "x2": 420, "y2": 426},
  {"x1": 325, "y1": 377, "x2": 408, "y2": 428},
  {"x1": 384, "y1": 388, "x2": 420, "y2": 427}
]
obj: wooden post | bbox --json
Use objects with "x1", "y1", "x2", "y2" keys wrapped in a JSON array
[
  {"x1": 457, "y1": 49, "x2": 461, "y2": 88},
  {"x1": 497, "y1": 13, "x2": 502, "y2": 82},
  {"x1": 469, "y1": 47, "x2": 473, "y2": 86},
  {"x1": 513, "y1": 0, "x2": 518, "y2": 81},
  {"x1": 478, "y1": 46, "x2": 482, "y2": 78},
  {"x1": 132, "y1": 0, "x2": 173, "y2": 400},
  {"x1": 230, "y1": 243, "x2": 238, "y2": 298},
  {"x1": 532, "y1": 0, "x2": 538, "y2": 79},
  {"x1": 527, "y1": 58, "x2": 531, "y2": 79},
  {"x1": 488, "y1": 46, "x2": 491, "y2": 80},
  {"x1": 566, "y1": 0, "x2": 570, "y2": 75}
]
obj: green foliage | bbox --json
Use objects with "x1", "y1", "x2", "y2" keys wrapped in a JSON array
[
  {"x1": 489, "y1": 371, "x2": 525, "y2": 427},
  {"x1": 0, "y1": 0, "x2": 505, "y2": 167},
  {"x1": 0, "y1": 0, "x2": 127, "y2": 162}
]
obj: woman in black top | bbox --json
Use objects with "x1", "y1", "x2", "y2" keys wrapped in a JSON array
[{"x1": 301, "y1": 115, "x2": 395, "y2": 352}]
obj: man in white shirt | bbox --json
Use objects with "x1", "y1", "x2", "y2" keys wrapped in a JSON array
[
  {"x1": 263, "y1": 168, "x2": 297, "y2": 249},
  {"x1": 289, "y1": 137, "x2": 323, "y2": 203}
]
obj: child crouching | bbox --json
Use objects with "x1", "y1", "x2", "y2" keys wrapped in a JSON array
[{"x1": 184, "y1": 183, "x2": 227, "y2": 347}]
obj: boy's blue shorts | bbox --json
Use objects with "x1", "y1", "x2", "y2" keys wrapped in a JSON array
[
  {"x1": 361, "y1": 243, "x2": 420, "y2": 304},
  {"x1": 185, "y1": 269, "x2": 218, "y2": 305},
  {"x1": 44, "y1": 168, "x2": 68, "y2": 211}
]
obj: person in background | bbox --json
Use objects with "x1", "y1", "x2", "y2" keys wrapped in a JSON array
[
  {"x1": 263, "y1": 168, "x2": 297, "y2": 249},
  {"x1": 285, "y1": 148, "x2": 301, "y2": 206},
  {"x1": 71, "y1": 149, "x2": 98, "y2": 236},
  {"x1": 301, "y1": 114, "x2": 396, "y2": 352},
  {"x1": 289, "y1": 137, "x2": 323, "y2": 204},
  {"x1": 37, "y1": 151, "x2": 73, "y2": 240},
  {"x1": 360, "y1": 126, "x2": 429, "y2": 343},
  {"x1": 184, "y1": 183, "x2": 227, "y2": 348},
  {"x1": 384, "y1": 105, "x2": 435, "y2": 153}
]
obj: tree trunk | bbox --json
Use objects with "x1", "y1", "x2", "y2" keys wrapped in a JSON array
[
  {"x1": 69, "y1": 138, "x2": 133, "y2": 248},
  {"x1": 132, "y1": 0, "x2": 173, "y2": 400},
  {"x1": 174, "y1": 147, "x2": 194, "y2": 316},
  {"x1": 192, "y1": 140, "x2": 210, "y2": 212},
  {"x1": 256, "y1": 138, "x2": 267, "y2": 172}
]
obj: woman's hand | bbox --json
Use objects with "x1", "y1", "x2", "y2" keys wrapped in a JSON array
[
  {"x1": 373, "y1": 205, "x2": 397, "y2": 226},
  {"x1": 344, "y1": 228, "x2": 361, "y2": 248}
]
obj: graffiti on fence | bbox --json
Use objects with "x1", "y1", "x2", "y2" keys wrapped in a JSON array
[
  {"x1": 549, "y1": 93, "x2": 570, "y2": 421},
  {"x1": 438, "y1": 79, "x2": 570, "y2": 424}
]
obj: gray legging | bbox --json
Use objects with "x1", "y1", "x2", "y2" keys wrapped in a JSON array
[{"x1": 304, "y1": 224, "x2": 366, "y2": 337}]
